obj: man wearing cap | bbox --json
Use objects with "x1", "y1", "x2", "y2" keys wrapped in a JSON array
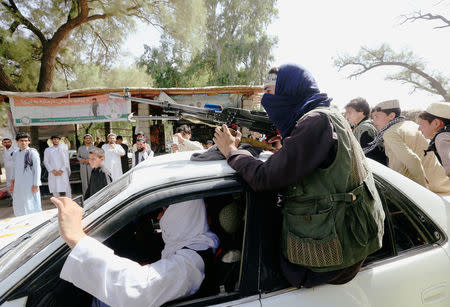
[
  {"x1": 1, "y1": 137, "x2": 18, "y2": 195},
  {"x1": 369, "y1": 100, "x2": 450, "y2": 193},
  {"x1": 77, "y1": 134, "x2": 96, "y2": 195},
  {"x1": 44, "y1": 135, "x2": 72, "y2": 198},
  {"x1": 418, "y1": 102, "x2": 450, "y2": 176},
  {"x1": 132, "y1": 137, "x2": 154, "y2": 167}
]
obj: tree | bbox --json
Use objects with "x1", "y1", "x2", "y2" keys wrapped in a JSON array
[
  {"x1": 0, "y1": 0, "x2": 205, "y2": 92},
  {"x1": 334, "y1": 44, "x2": 450, "y2": 101},
  {"x1": 334, "y1": 2, "x2": 449, "y2": 102},
  {"x1": 402, "y1": 11, "x2": 450, "y2": 29},
  {"x1": 139, "y1": 0, "x2": 278, "y2": 87}
]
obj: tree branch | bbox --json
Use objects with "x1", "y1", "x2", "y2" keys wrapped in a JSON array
[
  {"x1": 1, "y1": 0, "x2": 47, "y2": 43},
  {"x1": 341, "y1": 58, "x2": 450, "y2": 101},
  {"x1": 402, "y1": 11, "x2": 450, "y2": 29}
]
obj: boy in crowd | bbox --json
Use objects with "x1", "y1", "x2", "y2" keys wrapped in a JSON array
[
  {"x1": 369, "y1": 99, "x2": 450, "y2": 193},
  {"x1": 9, "y1": 132, "x2": 42, "y2": 216},
  {"x1": 84, "y1": 147, "x2": 112, "y2": 200},
  {"x1": 418, "y1": 102, "x2": 450, "y2": 176},
  {"x1": 345, "y1": 98, "x2": 387, "y2": 165}
]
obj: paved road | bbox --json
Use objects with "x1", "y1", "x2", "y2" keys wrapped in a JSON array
[{"x1": 0, "y1": 193, "x2": 57, "y2": 219}]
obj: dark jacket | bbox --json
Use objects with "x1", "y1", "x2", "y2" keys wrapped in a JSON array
[
  {"x1": 227, "y1": 111, "x2": 364, "y2": 288},
  {"x1": 119, "y1": 143, "x2": 130, "y2": 173},
  {"x1": 84, "y1": 166, "x2": 112, "y2": 200}
]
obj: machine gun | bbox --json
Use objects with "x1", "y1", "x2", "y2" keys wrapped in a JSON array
[{"x1": 110, "y1": 93, "x2": 278, "y2": 149}]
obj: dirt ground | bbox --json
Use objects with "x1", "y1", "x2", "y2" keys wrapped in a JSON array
[{"x1": 0, "y1": 167, "x2": 81, "y2": 219}]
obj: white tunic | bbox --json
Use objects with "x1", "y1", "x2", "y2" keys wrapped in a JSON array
[
  {"x1": 43, "y1": 144, "x2": 71, "y2": 193},
  {"x1": 11, "y1": 148, "x2": 42, "y2": 216},
  {"x1": 60, "y1": 199, "x2": 219, "y2": 307},
  {"x1": 101, "y1": 144, "x2": 125, "y2": 181},
  {"x1": 2, "y1": 145, "x2": 18, "y2": 187}
]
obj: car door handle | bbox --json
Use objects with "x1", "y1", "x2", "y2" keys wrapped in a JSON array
[{"x1": 422, "y1": 282, "x2": 448, "y2": 305}]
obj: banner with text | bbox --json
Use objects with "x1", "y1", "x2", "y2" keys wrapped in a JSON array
[{"x1": 10, "y1": 94, "x2": 130, "y2": 126}]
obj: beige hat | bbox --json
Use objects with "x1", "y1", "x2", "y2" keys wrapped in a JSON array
[
  {"x1": 426, "y1": 102, "x2": 450, "y2": 120},
  {"x1": 374, "y1": 99, "x2": 400, "y2": 110}
]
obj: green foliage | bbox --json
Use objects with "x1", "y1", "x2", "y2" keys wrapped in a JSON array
[
  {"x1": 52, "y1": 64, "x2": 153, "y2": 91},
  {"x1": 0, "y1": 28, "x2": 40, "y2": 91},
  {"x1": 139, "y1": 0, "x2": 278, "y2": 87},
  {"x1": 0, "y1": 0, "x2": 206, "y2": 91}
]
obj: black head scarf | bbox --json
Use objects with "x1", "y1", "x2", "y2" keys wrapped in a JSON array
[{"x1": 261, "y1": 64, "x2": 332, "y2": 138}]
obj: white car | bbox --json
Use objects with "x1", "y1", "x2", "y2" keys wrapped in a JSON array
[{"x1": 0, "y1": 151, "x2": 449, "y2": 307}]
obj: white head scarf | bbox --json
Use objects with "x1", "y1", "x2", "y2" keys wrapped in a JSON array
[{"x1": 160, "y1": 199, "x2": 220, "y2": 259}]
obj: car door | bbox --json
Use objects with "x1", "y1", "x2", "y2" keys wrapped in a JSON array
[
  {"x1": 258, "y1": 177, "x2": 450, "y2": 307},
  {"x1": 0, "y1": 176, "x2": 262, "y2": 307}
]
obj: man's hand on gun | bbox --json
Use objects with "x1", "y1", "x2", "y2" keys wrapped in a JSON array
[{"x1": 213, "y1": 125, "x2": 242, "y2": 157}]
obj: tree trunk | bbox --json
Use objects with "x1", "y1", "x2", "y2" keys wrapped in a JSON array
[
  {"x1": 0, "y1": 64, "x2": 18, "y2": 92},
  {"x1": 37, "y1": 43, "x2": 59, "y2": 92},
  {"x1": 104, "y1": 122, "x2": 111, "y2": 141}
]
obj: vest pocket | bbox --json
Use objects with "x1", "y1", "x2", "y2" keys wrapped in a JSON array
[
  {"x1": 285, "y1": 205, "x2": 344, "y2": 267},
  {"x1": 346, "y1": 200, "x2": 378, "y2": 247}
]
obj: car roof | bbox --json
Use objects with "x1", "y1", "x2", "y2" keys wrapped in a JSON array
[{"x1": 1, "y1": 152, "x2": 448, "y2": 252}]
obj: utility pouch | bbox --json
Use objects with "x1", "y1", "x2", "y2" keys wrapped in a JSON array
[{"x1": 283, "y1": 199, "x2": 343, "y2": 267}]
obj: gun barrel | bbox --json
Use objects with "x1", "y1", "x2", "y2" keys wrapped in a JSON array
[{"x1": 110, "y1": 92, "x2": 277, "y2": 136}]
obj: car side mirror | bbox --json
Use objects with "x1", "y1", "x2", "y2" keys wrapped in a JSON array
[{"x1": 73, "y1": 195, "x2": 84, "y2": 208}]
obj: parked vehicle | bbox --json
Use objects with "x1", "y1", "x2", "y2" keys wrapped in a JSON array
[{"x1": 0, "y1": 151, "x2": 449, "y2": 306}]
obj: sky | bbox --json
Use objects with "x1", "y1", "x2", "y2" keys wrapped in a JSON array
[{"x1": 120, "y1": 0, "x2": 450, "y2": 111}]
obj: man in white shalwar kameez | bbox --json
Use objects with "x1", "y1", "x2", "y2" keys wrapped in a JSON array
[
  {"x1": 77, "y1": 134, "x2": 96, "y2": 195},
  {"x1": 1, "y1": 137, "x2": 18, "y2": 193},
  {"x1": 101, "y1": 133, "x2": 125, "y2": 181},
  {"x1": 44, "y1": 136, "x2": 71, "y2": 198},
  {"x1": 52, "y1": 197, "x2": 219, "y2": 307},
  {"x1": 9, "y1": 133, "x2": 42, "y2": 216}
]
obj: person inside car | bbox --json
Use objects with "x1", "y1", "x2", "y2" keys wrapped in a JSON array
[
  {"x1": 214, "y1": 64, "x2": 385, "y2": 288},
  {"x1": 51, "y1": 197, "x2": 219, "y2": 306}
]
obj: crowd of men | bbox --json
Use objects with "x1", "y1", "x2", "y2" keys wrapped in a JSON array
[{"x1": 0, "y1": 131, "x2": 160, "y2": 217}]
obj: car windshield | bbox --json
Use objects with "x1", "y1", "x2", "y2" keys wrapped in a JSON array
[{"x1": 0, "y1": 171, "x2": 131, "y2": 283}]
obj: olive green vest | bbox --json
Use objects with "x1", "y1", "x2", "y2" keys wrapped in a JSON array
[{"x1": 281, "y1": 107, "x2": 385, "y2": 272}]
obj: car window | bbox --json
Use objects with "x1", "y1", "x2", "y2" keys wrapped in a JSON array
[
  {"x1": 366, "y1": 176, "x2": 444, "y2": 264},
  {"x1": 2, "y1": 184, "x2": 254, "y2": 307}
]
